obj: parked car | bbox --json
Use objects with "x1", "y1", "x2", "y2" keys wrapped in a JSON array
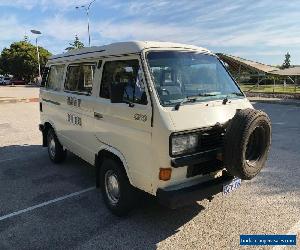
[
  {"x1": 0, "y1": 76, "x2": 12, "y2": 85},
  {"x1": 39, "y1": 41, "x2": 272, "y2": 216},
  {"x1": 9, "y1": 79, "x2": 26, "y2": 85}
]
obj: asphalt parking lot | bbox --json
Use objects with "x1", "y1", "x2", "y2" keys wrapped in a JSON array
[{"x1": 0, "y1": 90, "x2": 299, "y2": 249}]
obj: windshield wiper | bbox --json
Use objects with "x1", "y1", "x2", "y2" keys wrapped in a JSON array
[
  {"x1": 222, "y1": 92, "x2": 244, "y2": 105},
  {"x1": 174, "y1": 92, "x2": 219, "y2": 110},
  {"x1": 174, "y1": 96, "x2": 198, "y2": 110}
]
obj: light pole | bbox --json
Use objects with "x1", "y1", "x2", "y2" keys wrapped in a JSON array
[
  {"x1": 76, "y1": 0, "x2": 96, "y2": 47},
  {"x1": 30, "y1": 29, "x2": 42, "y2": 79}
]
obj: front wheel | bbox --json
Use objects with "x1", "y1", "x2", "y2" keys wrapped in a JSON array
[
  {"x1": 47, "y1": 128, "x2": 67, "y2": 164},
  {"x1": 100, "y1": 158, "x2": 138, "y2": 216}
]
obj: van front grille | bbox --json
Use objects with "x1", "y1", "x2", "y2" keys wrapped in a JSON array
[{"x1": 198, "y1": 126, "x2": 225, "y2": 152}]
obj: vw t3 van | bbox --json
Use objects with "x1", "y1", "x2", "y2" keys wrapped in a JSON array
[{"x1": 39, "y1": 41, "x2": 271, "y2": 216}]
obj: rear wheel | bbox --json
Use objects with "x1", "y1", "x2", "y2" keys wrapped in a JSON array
[
  {"x1": 47, "y1": 128, "x2": 67, "y2": 163},
  {"x1": 100, "y1": 158, "x2": 137, "y2": 216}
]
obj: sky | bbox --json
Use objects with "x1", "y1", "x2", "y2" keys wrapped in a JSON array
[{"x1": 0, "y1": 0, "x2": 299, "y2": 65}]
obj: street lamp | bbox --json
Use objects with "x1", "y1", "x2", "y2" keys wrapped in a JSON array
[
  {"x1": 30, "y1": 29, "x2": 42, "y2": 79},
  {"x1": 76, "y1": 0, "x2": 96, "y2": 47}
]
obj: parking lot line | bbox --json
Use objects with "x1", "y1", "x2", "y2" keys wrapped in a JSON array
[{"x1": 0, "y1": 187, "x2": 95, "y2": 222}]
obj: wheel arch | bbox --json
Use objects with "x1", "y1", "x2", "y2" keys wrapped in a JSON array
[
  {"x1": 41, "y1": 121, "x2": 57, "y2": 147},
  {"x1": 95, "y1": 147, "x2": 133, "y2": 188}
]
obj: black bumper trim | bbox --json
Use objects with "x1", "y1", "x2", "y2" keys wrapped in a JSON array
[
  {"x1": 42, "y1": 98, "x2": 60, "y2": 106},
  {"x1": 171, "y1": 148, "x2": 222, "y2": 168},
  {"x1": 156, "y1": 175, "x2": 233, "y2": 209},
  {"x1": 39, "y1": 124, "x2": 45, "y2": 132}
]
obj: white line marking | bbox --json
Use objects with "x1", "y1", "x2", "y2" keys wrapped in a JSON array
[
  {"x1": 0, "y1": 187, "x2": 95, "y2": 221},
  {"x1": 273, "y1": 219, "x2": 300, "y2": 250}
]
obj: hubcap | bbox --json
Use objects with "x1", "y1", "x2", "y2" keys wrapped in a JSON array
[
  {"x1": 104, "y1": 170, "x2": 120, "y2": 205},
  {"x1": 48, "y1": 135, "x2": 56, "y2": 158}
]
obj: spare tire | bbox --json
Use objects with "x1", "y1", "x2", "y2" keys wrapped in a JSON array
[{"x1": 224, "y1": 108, "x2": 271, "y2": 180}]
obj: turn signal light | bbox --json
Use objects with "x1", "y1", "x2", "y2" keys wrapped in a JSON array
[{"x1": 159, "y1": 168, "x2": 172, "y2": 181}]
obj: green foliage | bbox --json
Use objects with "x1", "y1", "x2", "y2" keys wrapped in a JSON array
[
  {"x1": 0, "y1": 40, "x2": 51, "y2": 82},
  {"x1": 65, "y1": 35, "x2": 85, "y2": 51},
  {"x1": 281, "y1": 52, "x2": 291, "y2": 69}
]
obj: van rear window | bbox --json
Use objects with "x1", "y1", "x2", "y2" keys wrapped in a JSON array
[{"x1": 47, "y1": 65, "x2": 65, "y2": 91}]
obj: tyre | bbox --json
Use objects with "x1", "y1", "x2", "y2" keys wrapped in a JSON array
[
  {"x1": 224, "y1": 108, "x2": 271, "y2": 180},
  {"x1": 47, "y1": 128, "x2": 67, "y2": 163},
  {"x1": 100, "y1": 158, "x2": 137, "y2": 216}
]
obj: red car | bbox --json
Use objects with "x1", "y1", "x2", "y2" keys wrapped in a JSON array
[{"x1": 9, "y1": 79, "x2": 26, "y2": 85}]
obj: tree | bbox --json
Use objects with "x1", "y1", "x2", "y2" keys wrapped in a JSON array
[
  {"x1": 0, "y1": 40, "x2": 51, "y2": 82},
  {"x1": 65, "y1": 35, "x2": 84, "y2": 51},
  {"x1": 281, "y1": 52, "x2": 291, "y2": 69}
]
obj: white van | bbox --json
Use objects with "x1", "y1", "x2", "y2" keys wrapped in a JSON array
[{"x1": 39, "y1": 41, "x2": 271, "y2": 216}]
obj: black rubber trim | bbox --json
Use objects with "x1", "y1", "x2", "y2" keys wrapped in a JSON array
[
  {"x1": 39, "y1": 124, "x2": 45, "y2": 132},
  {"x1": 95, "y1": 154, "x2": 101, "y2": 188},
  {"x1": 140, "y1": 52, "x2": 154, "y2": 127},
  {"x1": 63, "y1": 90, "x2": 91, "y2": 96},
  {"x1": 171, "y1": 148, "x2": 222, "y2": 168},
  {"x1": 51, "y1": 50, "x2": 105, "y2": 60},
  {"x1": 42, "y1": 98, "x2": 60, "y2": 105},
  {"x1": 156, "y1": 174, "x2": 234, "y2": 209},
  {"x1": 39, "y1": 124, "x2": 47, "y2": 147}
]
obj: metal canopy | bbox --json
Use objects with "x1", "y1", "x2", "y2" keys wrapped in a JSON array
[
  {"x1": 217, "y1": 53, "x2": 279, "y2": 74},
  {"x1": 217, "y1": 53, "x2": 300, "y2": 77}
]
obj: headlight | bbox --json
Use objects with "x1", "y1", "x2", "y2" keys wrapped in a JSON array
[{"x1": 171, "y1": 133, "x2": 198, "y2": 156}]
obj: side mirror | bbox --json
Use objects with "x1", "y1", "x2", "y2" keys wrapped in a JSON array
[{"x1": 110, "y1": 83, "x2": 125, "y2": 103}]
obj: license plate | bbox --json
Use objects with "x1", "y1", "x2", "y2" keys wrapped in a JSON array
[{"x1": 223, "y1": 178, "x2": 241, "y2": 195}]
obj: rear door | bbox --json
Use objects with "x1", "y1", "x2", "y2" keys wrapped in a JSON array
[
  {"x1": 40, "y1": 64, "x2": 68, "y2": 146},
  {"x1": 61, "y1": 61, "x2": 98, "y2": 163}
]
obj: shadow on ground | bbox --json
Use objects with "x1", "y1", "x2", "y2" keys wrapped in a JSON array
[{"x1": 0, "y1": 144, "x2": 204, "y2": 249}]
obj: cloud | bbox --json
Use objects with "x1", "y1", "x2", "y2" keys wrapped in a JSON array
[
  {"x1": 96, "y1": 20, "x2": 199, "y2": 43},
  {"x1": 0, "y1": 15, "x2": 28, "y2": 39},
  {"x1": 0, "y1": 15, "x2": 31, "y2": 51},
  {"x1": 0, "y1": 0, "x2": 90, "y2": 11},
  {"x1": 41, "y1": 15, "x2": 87, "y2": 41},
  {"x1": 1, "y1": 0, "x2": 300, "y2": 64}
]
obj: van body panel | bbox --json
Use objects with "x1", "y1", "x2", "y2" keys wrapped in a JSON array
[{"x1": 167, "y1": 98, "x2": 253, "y2": 132}]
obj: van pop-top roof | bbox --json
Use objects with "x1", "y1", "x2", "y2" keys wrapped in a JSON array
[{"x1": 48, "y1": 41, "x2": 211, "y2": 63}]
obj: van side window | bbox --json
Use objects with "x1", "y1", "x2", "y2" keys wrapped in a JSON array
[
  {"x1": 46, "y1": 65, "x2": 65, "y2": 90},
  {"x1": 65, "y1": 64, "x2": 95, "y2": 95},
  {"x1": 100, "y1": 60, "x2": 147, "y2": 105}
]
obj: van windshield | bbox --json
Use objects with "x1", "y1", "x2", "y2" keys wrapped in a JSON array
[{"x1": 146, "y1": 51, "x2": 243, "y2": 106}]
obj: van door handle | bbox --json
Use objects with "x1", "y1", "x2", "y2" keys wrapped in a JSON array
[{"x1": 94, "y1": 112, "x2": 103, "y2": 120}]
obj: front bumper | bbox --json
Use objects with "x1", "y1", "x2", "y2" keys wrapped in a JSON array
[{"x1": 156, "y1": 174, "x2": 233, "y2": 209}]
